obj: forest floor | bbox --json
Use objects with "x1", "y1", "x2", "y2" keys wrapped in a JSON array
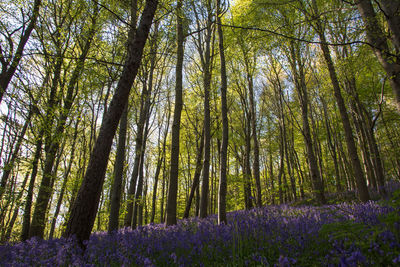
[{"x1": 1, "y1": 183, "x2": 400, "y2": 266}]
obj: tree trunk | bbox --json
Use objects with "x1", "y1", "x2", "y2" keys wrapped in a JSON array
[
  {"x1": 63, "y1": 0, "x2": 158, "y2": 245},
  {"x1": 312, "y1": 1, "x2": 370, "y2": 201},
  {"x1": 321, "y1": 97, "x2": 342, "y2": 192},
  {"x1": 2, "y1": 171, "x2": 29, "y2": 242},
  {"x1": 29, "y1": 6, "x2": 99, "y2": 238},
  {"x1": 108, "y1": 105, "x2": 128, "y2": 232},
  {"x1": 150, "y1": 154, "x2": 163, "y2": 223},
  {"x1": 20, "y1": 133, "x2": 43, "y2": 241},
  {"x1": 183, "y1": 130, "x2": 204, "y2": 218},
  {"x1": 247, "y1": 74, "x2": 262, "y2": 207},
  {"x1": 288, "y1": 40, "x2": 325, "y2": 204},
  {"x1": 217, "y1": 0, "x2": 228, "y2": 223},
  {"x1": 243, "y1": 116, "x2": 253, "y2": 209},
  {"x1": 165, "y1": 0, "x2": 184, "y2": 226},
  {"x1": 132, "y1": 118, "x2": 150, "y2": 229},
  {"x1": 199, "y1": 10, "x2": 213, "y2": 219},
  {"x1": 124, "y1": 86, "x2": 150, "y2": 228}
]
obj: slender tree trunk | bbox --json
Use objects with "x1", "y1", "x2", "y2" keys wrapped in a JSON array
[
  {"x1": 152, "y1": 103, "x2": 170, "y2": 223},
  {"x1": 243, "y1": 115, "x2": 253, "y2": 209},
  {"x1": 108, "y1": 105, "x2": 128, "y2": 232},
  {"x1": 199, "y1": 12, "x2": 213, "y2": 219},
  {"x1": 150, "y1": 154, "x2": 163, "y2": 223},
  {"x1": 20, "y1": 133, "x2": 43, "y2": 241},
  {"x1": 247, "y1": 74, "x2": 262, "y2": 207},
  {"x1": 288, "y1": 40, "x2": 325, "y2": 204},
  {"x1": 217, "y1": 0, "x2": 228, "y2": 223},
  {"x1": 30, "y1": 6, "x2": 99, "y2": 238},
  {"x1": 49, "y1": 121, "x2": 79, "y2": 239},
  {"x1": 124, "y1": 85, "x2": 149, "y2": 227},
  {"x1": 321, "y1": 97, "x2": 342, "y2": 192},
  {"x1": 314, "y1": 27, "x2": 370, "y2": 201},
  {"x1": 165, "y1": 0, "x2": 184, "y2": 226},
  {"x1": 2, "y1": 171, "x2": 29, "y2": 242},
  {"x1": 160, "y1": 154, "x2": 166, "y2": 222},
  {"x1": 63, "y1": 0, "x2": 158, "y2": 245},
  {"x1": 183, "y1": 130, "x2": 204, "y2": 218},
  {"x1": 132, "y1": 118, "x2": 150, "y2": 229}
]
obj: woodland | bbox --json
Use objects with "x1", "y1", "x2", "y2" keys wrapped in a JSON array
[{"x1": 1, "y1": 0, "x2": 400, "y2": 265}]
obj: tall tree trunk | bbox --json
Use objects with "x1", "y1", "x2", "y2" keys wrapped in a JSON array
[
  {"x1": 247, "y1": 74, "x2": 262, "y2": 207},
  {"x1": 2, "y1": 171, "x2": 29, "y2": 242},
  {"x1": 199, "y1": 9, "x2": 213, "y2": 219},
  {"x1": 124, "y1": 84, "x2": 149, "y2": 227},
  {"x1": 288, "y1": 41, "x2": 326, "y2": 204},
  {"x1": 132, "y1": 117, "x2": 150, "y2": 229},
  {"x1": 29, "y1": 6, "x2": 99, "y2": 238},
  {"x1": 183, "y1": 130, "x2": 204, "y2": 218},
  {"x1": 150, "y1": 154, "x2": 163, "y2": 223},
  {"x1": 108, "y1": 105, "x2": 128, "y2": 232},
  {"x1": 243, "y1": 116, "x2": 253, "y2": 209},
  {"x1": 152, "y1": 101, "x2": 170, "y2": 223},
  {"x1": 48, "y1": 124, "x2": 79, "y2": 239},
  {"x1": 20, "y1": 133, "x2": 43, "y2": 241},
  {"x1": 165, "y1": 0, "x2": 184, "y2": 226},
  {"x1": 321, "y1": 97, "x2": 342, "y2": 192},
  {"x1": 63, "y1": 0, "x2": 158, "y2": 245},
  {"x1": 217, "y1": 0, "x2": 228, "y2": 224},
  {"x1": 312, "y1": 0, "x2": 370, "y2": 202}
]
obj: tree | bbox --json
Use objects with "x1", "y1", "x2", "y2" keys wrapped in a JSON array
[
  {"x1": 108, "y1": 104, "x2": 128, "y2": 233},
  {"x1": 165, "y1": 0, "x2": 185, "y2": 226},
  {"x1": 197, "y1": 0, "x2": 214, "y2": 219},
  {"x1": 309, "y1": 0, "x2": 370, "y2": 202},
  {"x1": 63, "y1": 0, "x2": 158, "y2": 245},
  {"x1": 217, "y1": 0, "x2": 229, "y2": 224},
  {"x1": 29, "y1": 2, "x2": 100, "y2": 238}
]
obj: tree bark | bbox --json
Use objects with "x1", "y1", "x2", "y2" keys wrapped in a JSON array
[
  {"x1": 108, "y1": 104, "x2": 128, "y2": 232},
  {"x1": 288, "y1": 40, "x2": 326, "y2": 204},
  {"x1": 312, "y1": 0, "x2": 370, "y2": 202},
  {"x1": 20, "y1": 133, "x2": 43, "y2": 241},
  {"x1": 29, "y1": 5, "x2": 99, "y2": 238},
  {"x1": 49, "y1": 121, "x2": 79, "y2": 239},
  {"x1": 217, "y1": 0, "x2": 229, "y2": 224},
  {"x1": 183, "y1": 130, "x2": 204, "y2": 218},
  {"x1": 247, "y1": 74, "x2": 262, "y2": 207},
  {"x1": 132, "y1": 117, "x2": 150, "y2": 229},
  {"x1": 199, "y1": 6, "x2": 213, "y2": 219},
  {"x1": 165, "y1": 0, "x2": 184, "y2": 226},
  {"x1": 63, "y1": 0, "x2": 158, "y2": 245},
  {"x1": 2, "y1": 171, "x2": 29, "y2": 242}
]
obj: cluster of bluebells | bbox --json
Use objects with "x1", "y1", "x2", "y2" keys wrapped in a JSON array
[{"x1": 1, "y1": 201, "x2": 399, "y2": 266}]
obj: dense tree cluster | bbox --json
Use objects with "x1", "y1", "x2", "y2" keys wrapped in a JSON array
[{"x1": 0, "y1": 0, "x2": 399, "y2": 244}]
